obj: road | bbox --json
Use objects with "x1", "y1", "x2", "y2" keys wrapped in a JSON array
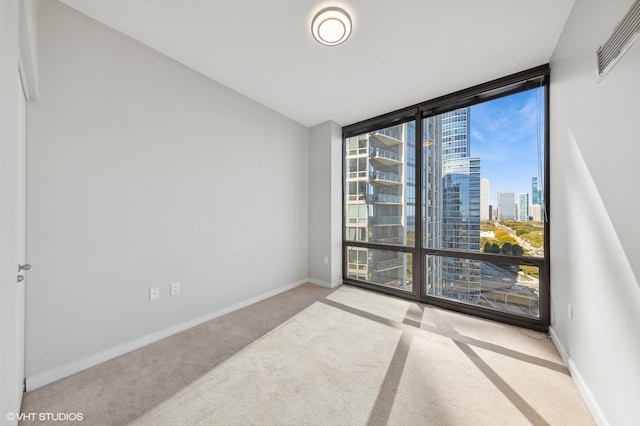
[{"x1": 494, "y1": 221, "x2": 544, "y2": 257}]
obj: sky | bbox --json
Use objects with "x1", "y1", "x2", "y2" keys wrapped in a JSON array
[{"x1": 469, "y1": 88, "x2": 545, "y2": 206}]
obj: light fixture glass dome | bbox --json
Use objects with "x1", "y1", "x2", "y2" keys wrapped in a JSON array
[{"x1": 311, "y1": 7, "x2": 352, "y2": 46}]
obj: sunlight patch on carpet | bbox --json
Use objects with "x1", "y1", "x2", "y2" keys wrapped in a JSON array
[
  {"x1": 326, "y1": 286, "x2": 411, "y2": 324},
  {"x1": 388, "y1": 332, "x2": 525, "y2": 425},
  {"x1": 132, "y1": 302, "x2": 402, "y2": 425}
]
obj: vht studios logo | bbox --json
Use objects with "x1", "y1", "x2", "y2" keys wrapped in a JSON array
[{"x1": 6, "y1": 412, "x2": 84, "y2": 422}]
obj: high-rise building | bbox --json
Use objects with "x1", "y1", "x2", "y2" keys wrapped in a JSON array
[
  {"x1": 345, "y1": 123, "x2": 417, "y2": 289},
  {"x1": 480, "y1": 179, "x2": 489, "y2": 220},
  {"x1": 518, "y1": 193, "x2": 529, "y2": 221},
  {"x1": 441, "y1": 108, "x2": 470, "y2": 160},
  {"x1": 497, "y1": 192, "x2": 516, "y2": 220},
  {"x1": 532, "y1": 177, "x2": 542, "y2": 205},
  {"x1": 423, "y1": 116, "x2": 443, "y2": 295},
  {"x1": 345, "y1": 108, "x2": 481, "y2": 299},
  {"x1": 531, "y1": 204, "x2": 542, "y2": 221},
  {"x1": 439, "y1": 108, "x2": 481, "y2": 302},
  {"x1": 442, "y1": 157, "x2": 481, "y2": 250}
]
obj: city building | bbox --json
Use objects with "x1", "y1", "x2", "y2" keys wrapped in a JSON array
[
  {"x1": 480, "y1": 178, "x2": 490, "y2": 220},
  {"x1": 532, "y1": 177, "x2": 542, "y2": 205},
  {"x1": 345, "y1": 124, "x2": 414, "y2": 288},
  {"x1": 531, "y1": 177, "x2": 544, "y2": 221},
  {"x1": 345, "y1": 108, "x2": 482, "y2": 300},
  {"x1": 440, "y1": 109, "x2": 481, "y2": 302},
  {"x1": 423, "y1": 117, "x2": 444, "y2": 295},
  {"x1": 518, "y1": 193, "x2": 530, "y2": 221},
  {"x1": 345, "y1": 117, "x2": 445, "y2": 293},
  {"x1": 531, "y1": 204, "x2": 542, "y2": 222},
  {"x1": 497, "y1": 191, "x2": 516, "y2": 220}
]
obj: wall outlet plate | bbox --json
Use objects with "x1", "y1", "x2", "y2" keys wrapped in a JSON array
[
  {"x1": 170, "y1": 282, "x2": 180, "y2": 296},
  {"x1": 149, "y1": 287, "x2": 160, "y2": 301}
]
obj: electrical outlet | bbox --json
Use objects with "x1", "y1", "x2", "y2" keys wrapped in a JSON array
[
  {"x1": 170, "y1": 282, "x2": 180, "y2": 296},
  {"x1": 149, "y1": 287, "x2": 160, "y2": 301},
  {"x1": 567, "y1": 304, "x2": 573, "y2": 321},
  {"x1": 323, "y1": 256, "x2": 329, "y2": 265}
]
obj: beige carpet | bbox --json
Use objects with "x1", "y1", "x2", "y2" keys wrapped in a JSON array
[
  {"x1": 20, "y1": 284, "x2": 334, "y2": 425},
  {"x1": 21, "y1": 284, "x2": 594, "y2": 425},
  {"x1": 132, "y1": 286, "x2": 594, "y2": 426}
]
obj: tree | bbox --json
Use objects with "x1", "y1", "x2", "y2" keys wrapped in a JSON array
[
  {"x1": 511, "y1": 245, "x2": 524, "y2": 256},
  {"x1": 501, "y1": 242, "x2": 513, "y2": 255}
]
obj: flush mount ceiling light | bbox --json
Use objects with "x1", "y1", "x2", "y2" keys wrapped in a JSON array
[{"x1": 311, "y1": 7, "x2": 352, "y2": 46}]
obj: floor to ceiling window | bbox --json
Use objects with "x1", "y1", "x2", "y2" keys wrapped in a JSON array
[{"x1": 343, "y1": 66, "x2": 549, "y2": 330}]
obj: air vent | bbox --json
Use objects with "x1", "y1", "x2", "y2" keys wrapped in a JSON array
[{"x1": 597, "y1": 0, "x2": 640, "y2": 81}]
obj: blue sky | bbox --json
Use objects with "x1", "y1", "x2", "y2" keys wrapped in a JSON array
[{"x1": 469, "y1": 88, "x2": 545, "y2": 206}]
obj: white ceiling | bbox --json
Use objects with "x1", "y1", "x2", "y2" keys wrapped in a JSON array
[{"x1": 58, "y1": 0, "x2": 575, "y2": 128}]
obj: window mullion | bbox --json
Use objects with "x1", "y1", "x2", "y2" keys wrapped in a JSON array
[{"x1": 413, "y1": 113, "x2": 423, "y2": 299}]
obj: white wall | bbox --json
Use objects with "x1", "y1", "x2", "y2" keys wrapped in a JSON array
[
  {"x1": 26, "y1": 0, "x2": 309, "y2": 385},
  {"x1": 0, "y1": 1, "x2": 24, "y2": 421},
  {"x1": 308, "y1": 121, "x2": 343, "y2": 288},
  {"x1": 550, "y1": 0, "x2": 640, "y2": 424}
]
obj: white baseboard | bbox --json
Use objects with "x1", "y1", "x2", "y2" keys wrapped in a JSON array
[
  {"x1": 26, "y1": 278, "x2": 310, "y2": 392},
  {"x1": 308, "y1": 278, "x2": 331, "y2": 288},
  {"x1": 548, "y1": 326, "x2": 569, "y2": 366},
  {"x1": 307, "y1": 278, "x2": 342, "y2": 288},
  {"x1": 568, "y1": 359, "x2": 609, "y2": 426},
  {"x1": 549, "y1": 326, "x2": 609, "y2": 426},
  {"x1": 308, "y1": 278, "x2": 343, "y2": 289}
]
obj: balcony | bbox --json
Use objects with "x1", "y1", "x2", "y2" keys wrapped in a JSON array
[
  {"x1": 347, "y1": 171, "x2": 368, "y2": 180},
  {"x1": 372, "y1": 216, "x2": 402, "y2": 225},
  {"x1": 374, "y1": 171, "x2": 401, "y2": 185},
  {"x1": 373, "y1": 257, "x2": 402, "y2": 271},
  {"x1": 372, "y1": 128, "x2": 402, "y2": 146},
  {"x1": 374, "y1": 237, "x2": 402, "y2": 244},
  {"x1": 346, "y1": 147, "x2": 369, "y2": 158},
  {"x1": 375, "y1": 194, "x2": 402, "y2": 204},
  {"x1": 371, "y1": 148, "x2": 401, "y2": 165}
]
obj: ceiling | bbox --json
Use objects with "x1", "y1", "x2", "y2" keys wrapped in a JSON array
[{"x1": 58, "y1": 0, "x2": 575, "y2": 128}]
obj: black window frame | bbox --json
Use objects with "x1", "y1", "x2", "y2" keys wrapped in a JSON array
[{"x1": 342, "y1": 65, "x2": 550, "y2": 331}]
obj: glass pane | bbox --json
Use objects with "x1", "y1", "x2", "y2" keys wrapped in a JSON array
[
  {"x1": 425, "y1": 255, "x2": 540, "y2": 318},
  {"x1": 346, "y1": 246, "x2": 412, "y2": 291},
  {"x1": 345, "y1": 122, "x2": 416, "y2": 246},
  {"x1": 422, "y1": 88, "x2": 545, "y2": 258}
]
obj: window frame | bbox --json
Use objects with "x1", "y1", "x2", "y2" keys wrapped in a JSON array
[{"x1": 342, "y1": 65, "x2": 550, "y2": 331}]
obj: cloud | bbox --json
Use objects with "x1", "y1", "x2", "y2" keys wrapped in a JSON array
[
  {"x1": 472, "y1": 90, "x2": 544, "y2": 148},
  {"x1": 471, "y1": 130, "x2": 484, "y2": 141}
]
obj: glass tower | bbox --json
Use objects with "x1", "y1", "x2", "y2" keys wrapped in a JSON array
[
  {"x1": 438, "y1": 108, "x2": 481, "y2": 301},
  {"x1": 532, "y1": 177, "x2": 542, "y2": 206},
  {"x1": 518, "y1": 193, "x2": 529, "y2": 221}
]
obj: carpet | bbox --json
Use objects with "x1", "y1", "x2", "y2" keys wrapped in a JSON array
[{"x1": 131, "y1": 287, "x2": 594, "y2": 425}]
